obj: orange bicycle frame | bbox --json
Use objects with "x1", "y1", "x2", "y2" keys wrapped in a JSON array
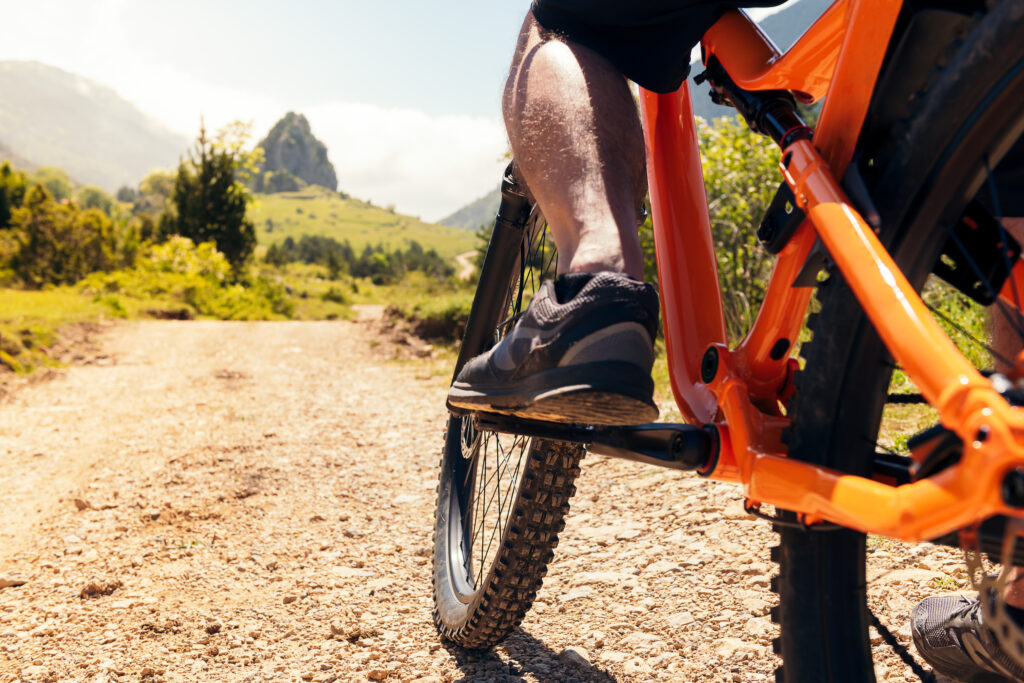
[{"x1": 640, "y1": 0, "x2": 1024, "y2": 541}]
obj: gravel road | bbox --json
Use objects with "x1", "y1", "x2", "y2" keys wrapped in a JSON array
[{"x1": 0, "y1": 318, "x2": 968, "y2": 681}]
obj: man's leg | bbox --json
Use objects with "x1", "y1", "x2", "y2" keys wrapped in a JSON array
[
  {"x1": 502, "y1": 13, "x2": 646, "y2": 279},
  {"x1": 446, "y1": 11, "x2": 658, "y2": 425}
]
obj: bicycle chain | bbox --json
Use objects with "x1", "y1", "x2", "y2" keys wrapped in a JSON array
[
  {"x1": 869, "y1": 611, "x2": 936, "y2": 682},
  {"x1": 964, "y1": 519, "x2": 1024, "y2": 671}
]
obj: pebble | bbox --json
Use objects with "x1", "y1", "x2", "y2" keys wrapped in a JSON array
[
  {"x1": 20, "y1": 666, "x2": 49, "y2": 680},
  {"x1": 0, "y1": 575, "x2": 27, "y2": 589},
  {"x1": 79, "y1": 577, "x2": 122, "y2": 598},
  {"x1": 559, "y1": 646, "x2": 590, "y2": 667}
]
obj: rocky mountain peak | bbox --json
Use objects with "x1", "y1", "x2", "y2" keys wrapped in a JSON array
[{"x1": 257, "y1": 112, "x2": 337, "y2": 191}]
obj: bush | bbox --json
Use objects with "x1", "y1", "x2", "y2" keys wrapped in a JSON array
[
  {"x1": 11, "y1": 185, "x2": 117, "y2": 287},
  {"x1": 80, "y1": 236, "x2": 294, "y2": 320},
  {"x1": 388, "y1": 290, "x2": 473, "y2": 342}
]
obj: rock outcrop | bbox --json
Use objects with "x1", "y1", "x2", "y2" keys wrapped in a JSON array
[{"x1": 257, "y1": 112, "x2": 337, "y2": 191}]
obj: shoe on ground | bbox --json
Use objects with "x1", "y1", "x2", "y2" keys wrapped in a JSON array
[
  {"x1": 447, "y1": 271, "x2": 660, "y2": 426},
  {"x1": 911, "y1": 594, "x2": 1024, "y2": 682}
]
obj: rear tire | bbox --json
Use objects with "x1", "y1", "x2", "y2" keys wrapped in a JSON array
[{"x1": 774, "y1": 1, "x2": 1024, "y2": 680}]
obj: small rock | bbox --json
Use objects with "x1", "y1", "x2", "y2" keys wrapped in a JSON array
[
  {"x1": 80, "y1": 577, "x2": 123, "y2": 598},
  {"x1": 367, "y1": 669, "x2": 387, "y2": 681},
  {"x1": 744, "y1": 617, "x2": 773, "y2": 637},
  {"x1": 559, "y1": 586, "x2": 594, "y2": 603},
  {"x1": 20, "y1": 665, "x2": 49, "y2": 680},
  {"x1": 598, "y1": 650, "x2": 629, "y2": 664},
  {"x1": 665, "y1": 611, "x2": 695, "y2": 628},
  {"x1": 74, "y1": 498, "x2": 93, "y2": 511},
  {"x1": 283, "y1": 595, "x2": 297, "y2": 604},
  {"x1": 714, "y1": 637, "x2": 756, "y2": 659},
  {"x1": 205, "y1": 622, "x2": 221, "y2": 635},
  {"x1": 559, "y1": 646, "x2": 590, "y2": 667},
  {"x1": 642, "y1": 560, "x2": 683, "y2": 575},
  {"x1": 331, "y1": 566, "x2": 375, "y2": 579},
  {"x1": 589, "y1": 630, "x2": 606, "y2": 647},
  {"x1": 0, "y1": 575, "x2": 27, "y2": 589}
]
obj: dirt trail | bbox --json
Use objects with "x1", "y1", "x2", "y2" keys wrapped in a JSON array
[{"x1": 0, "y1": 319, "x2": 966, "y2": 682}]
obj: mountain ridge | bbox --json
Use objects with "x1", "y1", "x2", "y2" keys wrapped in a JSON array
[{"x1": 0, "y1": 60, "x2": 188, "y2": 191}]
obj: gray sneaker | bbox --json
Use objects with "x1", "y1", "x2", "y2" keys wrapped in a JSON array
[
  {"x1": 911, "y1": 595, "x2": 1024, "y2": 682},
  {"x1": 447, "y1": 271, "x2": 659, "y2": 426}
]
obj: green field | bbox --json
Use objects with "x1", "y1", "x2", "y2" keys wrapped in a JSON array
[{"x1": 248, "y1": 187, "x2": 476, "y2": 261}]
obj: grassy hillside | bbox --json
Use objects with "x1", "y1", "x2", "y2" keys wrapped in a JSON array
[
  {"x1": 439, "y1": 187, "x2": 500, "y2": 231},
  {"x1": 248, "y1": 186, "x2": 476, "y2": 260}
]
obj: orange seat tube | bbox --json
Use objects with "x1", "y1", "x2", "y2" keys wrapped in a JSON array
[{"x1": 640, "y1": 84, "x2": 727, "y2": 425}]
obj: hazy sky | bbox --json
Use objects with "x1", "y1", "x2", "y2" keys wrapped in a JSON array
[{"x1": 0, "y1": 0, "x2": 794, "y2": 220}]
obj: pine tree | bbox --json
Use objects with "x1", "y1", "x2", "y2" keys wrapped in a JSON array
[{"x1": 168, "y1": 125, "x2": 256, "y2": 273}]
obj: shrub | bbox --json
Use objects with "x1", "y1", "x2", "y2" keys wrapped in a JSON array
[
  {"x1": 11, "y1": 185, "x2": 117, "y2": 287},
  {"x1": 80, "y1": 236, "x2": 294, "y2": 320}
]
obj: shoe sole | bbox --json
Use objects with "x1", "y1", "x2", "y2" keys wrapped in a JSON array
[{"x1": 448, "y1": 361, "x2": 659, "y2": 426}]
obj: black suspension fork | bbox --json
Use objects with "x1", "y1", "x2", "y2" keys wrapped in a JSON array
[{"x1": 447, "y1": 163, "x2": 533, "y2": 397}]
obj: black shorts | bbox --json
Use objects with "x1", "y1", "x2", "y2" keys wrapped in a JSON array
[{"x1": 532, "y1": 0, "x2": 787, "y2": 93}]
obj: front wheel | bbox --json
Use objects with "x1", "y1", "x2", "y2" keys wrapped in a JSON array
[{"x1": 431, "y1": 173, "x2": 585, "y2": 648}]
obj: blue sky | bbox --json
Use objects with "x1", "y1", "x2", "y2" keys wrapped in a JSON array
[{"x1": 0, "y1": 0, "x2": 793, "y2": 220}]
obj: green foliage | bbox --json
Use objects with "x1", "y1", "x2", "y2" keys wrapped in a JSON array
[
  {"x1": 80, "y1": 236, "x2": 294, "y2": 320},
  {"x1": 384, "y1": 274, "x2": 475, "y2": 342},
  {"x1": 10, "y1": 185, "x2": 117, "y2": 287},
  {"x1": 30, "y1": 167, "x2": 74, "y2": 202},
  {"x1": 167, "y1": 124, "x2": 256, "y2": 272},
  {"x1": 0, "y1": 162, "x2": 27, "y2": 229},
  {"x1": 253, "y1": 169, "x2": 306, "y2": 194},
  {"x1": 268, "y1": 234, "x2": 453, "y2": 284},
  {"x1": 698, "y1": 117, "x2": 780, "y2": 341},
  {"x1": 74, "y1": 185, "x2": 116, "y2": 216},
  {"x1": 116, "y1": 186, "x2": 139, "y2": 203}
]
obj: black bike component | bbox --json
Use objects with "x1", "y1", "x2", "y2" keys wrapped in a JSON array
[
  {"x1": 907, "y1": 423, "x2": 962, "y2": 481},
  {"x1": 932, "y1": 200, "x2": 1022, "y2": 305},
  {"x1": 770, "y1": 338, "x2": 791, "y2": 361},
  {"x1": 758, "y1": 183, "x2": 807, "y2": 254},
  {"x1": 700, "y1": 346, "x2": 718, "y2": 384},
  {"x1": 841, "y1": 162, "x2": 882, "y2": 229},
  {"x1": 697, "y1": 57, "x2": 812, "y2": 147},
  {"x1": 792, "y1": 238, "x2": 831, "y2": 287},
  {"x1": 743, "y1": 502, "x2": 842, "y2": 531},
  {"x1": 474, "y1": 414, "x2": 718, "y2": 474},
  {"x1": 448, "y1": 163, "x2": 531, "y2": 394},
  {"x1": 872, "y1": 452, "x2": 913, "y2": 486},
  {"x1": 931, "y1": 516, "x2": 1024, "y2": 566},
  {"x1": 1003, "y1": 469, "x2": 1024, "y2": 508},
  {"x1": 869, "y1": 612, "x2": 938, "y2": 683}
]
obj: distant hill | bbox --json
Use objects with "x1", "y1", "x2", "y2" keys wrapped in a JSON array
[
  {"x1": 438, "y1": 0, "x2": 830, "y2": 226},
  {"x1": 690, "y1": 0, "x2": 831, "y2": 122},
  {"x1": 256, "y1": 112, "x2": 338, "y2": 192},
  {"x1": 0, "y1": 61, "x2": 187, "y2": 191},
  {"x1": 249, "y1": 186, "x2": 476, "y2": 261},
  {"x1": 439, "y1": 188, "x2": 500, "y2": 231}
]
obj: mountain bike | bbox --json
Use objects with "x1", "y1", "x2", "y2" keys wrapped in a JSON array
[{"x1": 431, "y1": 0, "x2": 1024, "y2": 679}]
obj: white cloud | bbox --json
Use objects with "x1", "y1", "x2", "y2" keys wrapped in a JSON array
[{"x1": 304, "y1": 103, "x2": 507, "y2": 221}]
